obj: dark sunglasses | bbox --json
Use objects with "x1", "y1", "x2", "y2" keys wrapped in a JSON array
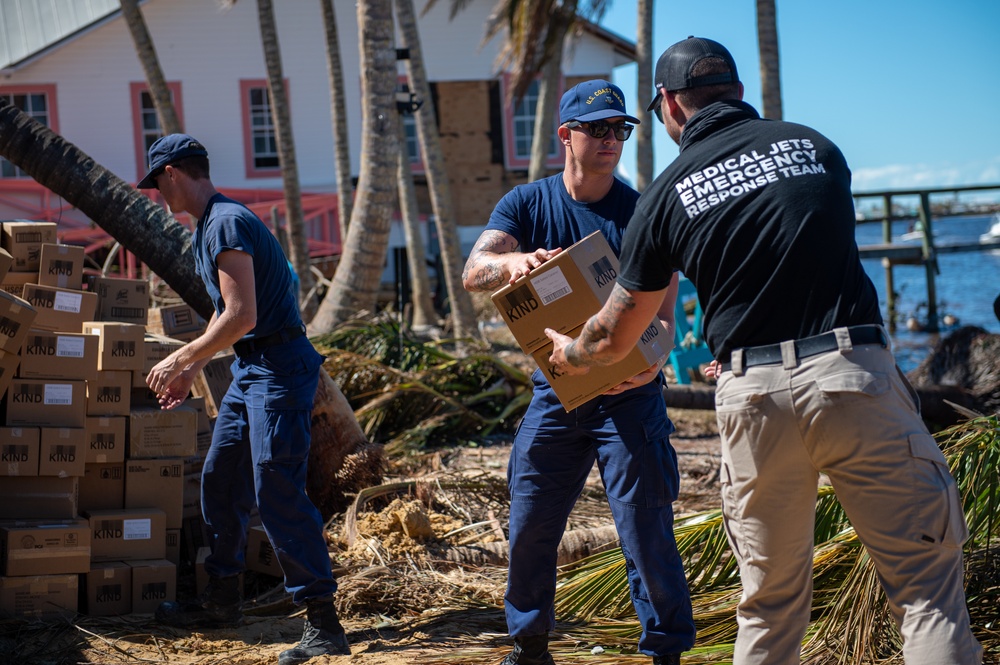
[
  {"x1": 652, "y1": 103, "x2": 664, "y2": 124},
  {"x1": 565, "y1": 119, "x2": 634, "y2": 141}
]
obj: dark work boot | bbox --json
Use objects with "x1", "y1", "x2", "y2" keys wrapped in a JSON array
[
  {"x1": 500, "y1": 634, "x2": 555, "y2": 665},
  {"x1": 278, "y1": 597, "x2": 351, "y2": 665},
  {"x1": 155, "y1": 575, "x2": 242, "y2": 628},
  {"x1": 652, "y1": 655, "x2": 681, "y2": 665}
]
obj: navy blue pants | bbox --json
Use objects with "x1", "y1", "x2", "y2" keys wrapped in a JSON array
[
  {"x1": 201, "y1": 336, "x2": 335, "y2": 604},
  {"x1": 505, "y1": 371, "x2": 695, "y2": 656}
]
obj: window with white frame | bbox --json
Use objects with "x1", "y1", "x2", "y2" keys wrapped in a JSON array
[
  {"x1": 240, "y1": 80, "x2": 282, "y2": 177},
  {"x1": 0, "y1": 88, "x2": 55, "y2": 178},
  {"x1": 131, "y1": 82, "x2": 184, "y2": 181},
  {"x1": 502, "y1": 76, "x2": 562, "y2": 170}
]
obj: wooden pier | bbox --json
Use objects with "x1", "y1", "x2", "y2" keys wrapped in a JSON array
[{"x1": 854, "y1": 184, "x2": 1000, "y2": 333}]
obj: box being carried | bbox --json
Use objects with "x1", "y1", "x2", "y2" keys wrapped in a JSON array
[
  {"x1": 490, "y1": 231, "x2": 620, "y2": 354},
  {"x1": 531, "y1": 318, "x2": 670, "y2": 412}
]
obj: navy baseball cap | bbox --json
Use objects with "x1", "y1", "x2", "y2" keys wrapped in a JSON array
[
  {"x1": 559, "y1": 79, "x2": 640, "y2": 125},
  {"x1": 137, "y1": 133, "x2": 209, "y2": 189},
  {"x1": 646, "y1": 36, "x2": 739, "y2": 112}
]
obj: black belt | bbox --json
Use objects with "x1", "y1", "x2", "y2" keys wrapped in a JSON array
[
  {"x1": 720, "y1": 325, "x2": 886, "y2": 372},
  {"x1": 233, "y1": 325, "x2": 306, "y2": 357}
]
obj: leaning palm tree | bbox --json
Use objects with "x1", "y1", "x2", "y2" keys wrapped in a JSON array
[
  {"x1": 319, "y1": 0, "x2": 355, "y2": 243},
  {"x1": 0, "y1": 99, "x2": 209, "y2": 316},
  {"x1": 756, "y1": 0, "x2": 783, "y2": 120},
  {"x1": 223, "y1": 0, "x2": 319, "y2": 318},
  {"x1": 394, "y1": 0, "x2": 478, "y2": 342},
  {"x1": 120, "y1": 0, "x2": 182, "y2": 136},
  {"x1": 0, "y1": 100, "x2": 379, "y2": 522},
  {"x1": 309, "y1": 0, "x2": 399, "y2": 332}
]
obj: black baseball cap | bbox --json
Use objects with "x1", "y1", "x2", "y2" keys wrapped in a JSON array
[
  {"x1": 137, "y1": 133, "x2": 209, "y2": 189},
  {"x1": 646, "y1": 36, "x2": 739, "y2": 112}
]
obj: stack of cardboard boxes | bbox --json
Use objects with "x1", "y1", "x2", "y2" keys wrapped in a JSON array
[{"x1": 0, "y1": 219, "x2": 240, "y2": 619}]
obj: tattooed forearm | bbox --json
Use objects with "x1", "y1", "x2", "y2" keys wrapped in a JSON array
[
  {"x1": 565, "y1": 285, "x2": 636, "y2": 367},
  {"x1": 463, "y1": 230, "x2": 521, "y2": 292},
  {"x1": 471, "y1": 262, "x2": 506, "y2": 291}
]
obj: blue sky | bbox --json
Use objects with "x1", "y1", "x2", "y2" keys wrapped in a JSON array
[{"x1": 598, "y1": 0, "x2": 1000, "y2": 199}]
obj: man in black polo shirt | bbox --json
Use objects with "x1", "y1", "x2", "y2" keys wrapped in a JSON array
[{"x1": 547, "y1": 37, "x2": 981, "y2": 665}]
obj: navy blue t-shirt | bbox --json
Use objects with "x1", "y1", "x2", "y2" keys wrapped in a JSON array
[
  {"x1": 192, "y1": 193, "x2": 301, "y2": 338},
  {"x1": 486, "y1": 174, "x2": 638, "y2": 254}
]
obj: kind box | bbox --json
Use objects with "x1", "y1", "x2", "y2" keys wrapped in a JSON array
[
  {"x1": 490, "y1": 231, "x2": 620, "y2": 354},
  {"x1": 531, "y1": 318, "x2": 670, "y2": 411}
]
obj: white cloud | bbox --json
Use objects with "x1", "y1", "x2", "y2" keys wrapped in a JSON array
[{"x1": 852, "y1": 156, "x2": 1000, "y2": 193}]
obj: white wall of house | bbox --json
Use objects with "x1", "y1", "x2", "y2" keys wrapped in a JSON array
[{"x1": 0, "y1": 0, "x2": 633, "y2": 194}]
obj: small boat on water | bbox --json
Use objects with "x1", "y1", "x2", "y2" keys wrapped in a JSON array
[{"x1": 979, "y1": 214, "x2": 1000, "y2": 242}]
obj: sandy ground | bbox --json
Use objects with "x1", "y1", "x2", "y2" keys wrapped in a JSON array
[{"x1": 7, "y1": 409, "x2": 722, "y2": 665}]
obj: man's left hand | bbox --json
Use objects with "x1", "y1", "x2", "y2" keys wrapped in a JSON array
[{"x1": 544, "y1": 328, "x2": 589, "y2": 376}]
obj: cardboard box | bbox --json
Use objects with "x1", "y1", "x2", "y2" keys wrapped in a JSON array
[
  {"x1": 0, "y1": 270, "x2": 35, "y2": 298},
  {"x1": 38, "y1": 427, "x2": 86, "y2": 477},
  {"x1": 0, "y1": 477, "x2": 78, "y2": 519},
  {"x1": 129, "y1": 559, "x2": 176, "y2": 614},
  {"x1": 84, "y1": 561, "x2": 131, "y2": 616},
  {"x1": 0, "y1": 518, "x2": 90, "y2": 576},
  {"x1": 1, "y1": 221, "x2": 57, "y2": 273},
  {"x1": 0, "y1": 573, "x2": 77, "y2": 618},
  {"x1": 18, "y1": 329, "x2": 98, "y2": 381},
  {"x1": 531, "y1": 317, "x2": 671, "y2": 411},
  {"x1": 86, "y1": 370, "x2": 131, "y2": 417},
  {"x1": 37, "y1": 243, "x2": 85, "y2": 290},
  {"x1": 0, "y1": 290, "x2": 36, "y2": 354},
  {"x1": 79, "y1": 462, "x2": 125, "y2": 512},
  {"x1": 127, "y1": 406, "x2": 197, "y2": 459},
  {"x1": 22, "y1": 283, "x2": 98, "y2": 333},
  {"x1": 0, "y1": 247, "x2": 11, "y2": 283},
  {"x1": 190, "y1": 351, "x2": 234, "y2": 418},
  {"x1": 84, "y1": 416, "x2": 127, "y2": 464},
  {"x1": 86, "y1": 508, "x2": 166, "y2": 562},
  {"x1": 81, "y1": 322, "x2": 145, "y2": 371},
  {"x1": 133, "y1": 333, "x2": 186, "y2": 388},
  {"x1": 146, "y1": 304, "x2": 206, "y2": 340},
  {"x1": 125, "y1": 458, "x2": 184, "y2": 529},
  {"x1": 185, "y1": 396, "x2": 212, "y2": 435},
  {"x1": 490, "y1": 231, "x2": 620, "y2": 354},
  {"x1": 165, "y1": 529, "x2": 181, "y2": 566},
  {"x1": 0, "y1": 426, "x2": 40, "y2": 476},
  {"x1": 5, "y1": 378, "x2": 86, "y2": 428},
  {"x1": 86, "y1": 275, "x2": 149, "y2": 325},
  {"x1": 0, "y1": 348, "x2": 19, "y2": 401},
  {"x1": 246, "y1": 525, "x2": 283, "y2": 577}
]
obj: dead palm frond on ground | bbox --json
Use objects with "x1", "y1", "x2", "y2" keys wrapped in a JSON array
[{"x1": 312, "y1": 316, "x2": 532, "y2": 455}]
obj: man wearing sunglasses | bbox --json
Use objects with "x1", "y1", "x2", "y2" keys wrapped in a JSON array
[
  {"x1": 462, "y1": 80, "x2": 694, "y2": 665},
  {"x1": 547, "y1": 38, "x2": 982, "y2": 665}
]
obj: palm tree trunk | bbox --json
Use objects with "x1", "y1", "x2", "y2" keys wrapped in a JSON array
[
  {"x1": 256, "y1": 0, "x2": 319, "y2": 318},
  {"x1": 319, "y1": 0, "x2": 354, "y2": 244},
  {"x1": 634, "y1": 0, "x2": 654, "y2": 191},
  {"x1": 309, "y1": 0, "x2": 398, "y2": 333},
  {"x1": 119, "y1": 0, "x2": 182, "y2": 135},
  {"x1": 0, "y1": 99, "x2": 211, "y2": 318},
  {"x1": 756, "y1": 0, "x2": 783, "y2": 120},
  {"x1": 393, "y1": 0, "x2": 478, "y2": 343},
  {"x1": 396, "y1": 113, "x2": 437, "y2": 329},
  {"x1": 527, "y1": 54, "x2": 561, "y2": 183}
]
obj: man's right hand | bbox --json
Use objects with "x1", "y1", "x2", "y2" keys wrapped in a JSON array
[{"x1": 509, "y1": 247, "x2": 563, "y2": 283}]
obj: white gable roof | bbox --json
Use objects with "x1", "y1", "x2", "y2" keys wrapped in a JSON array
[{"x1": 0, "y1": 0, "x2": 123, "y2": 71}]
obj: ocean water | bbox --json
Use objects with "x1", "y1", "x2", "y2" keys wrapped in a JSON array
[{"x1": 854, "y1": 214, "x2": 1000, "y2": 373}]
